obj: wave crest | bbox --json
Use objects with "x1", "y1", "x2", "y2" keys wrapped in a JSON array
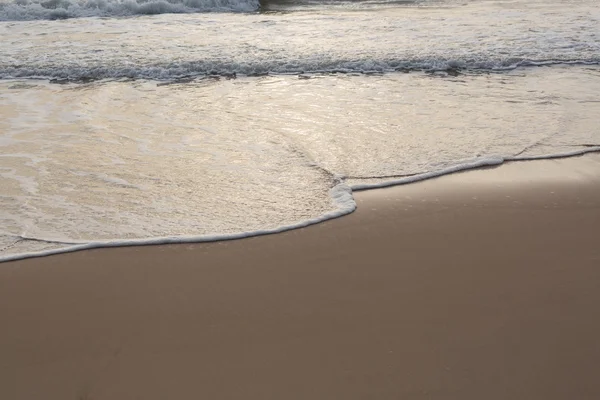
[
  {"x1": 0, "y1": 0, "x2": 259, "y2": 20},
  {"x1": 1, "y1": 58, "x2": 599, "y2": 81}
]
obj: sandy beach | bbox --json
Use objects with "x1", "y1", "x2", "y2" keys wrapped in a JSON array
[{"x1": 1, "y1": 154, "x2": 599, "y2": 400}]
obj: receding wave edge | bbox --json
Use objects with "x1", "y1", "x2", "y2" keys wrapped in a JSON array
[{"x1": 2, "y1": 147, "x2": 599, "y2": 263}]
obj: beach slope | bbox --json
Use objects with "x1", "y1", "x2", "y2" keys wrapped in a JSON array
[{"x1": 1, "y1": 155, "x2": 599, "y2": 400}]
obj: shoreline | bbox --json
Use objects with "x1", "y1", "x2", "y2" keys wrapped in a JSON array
[
  {"x1": 2, "y1": 149, "x2": 600, "y2": 264},
  {"x1": 1, "y1": 154, "x2": 600, "y2": 399}
]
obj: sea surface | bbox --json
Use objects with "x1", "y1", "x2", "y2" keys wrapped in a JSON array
[{"x1": 1, "y1": 0, "x2": 599, "y2": 261}]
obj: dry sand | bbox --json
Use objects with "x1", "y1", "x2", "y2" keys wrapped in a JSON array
[{"x1": 1, "y1": 155, "x2": 600, "y2": 400}]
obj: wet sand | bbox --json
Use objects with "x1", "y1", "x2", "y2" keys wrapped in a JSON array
[{"x1": 1, "y1": 155, "x2": 600, "y2": 400}]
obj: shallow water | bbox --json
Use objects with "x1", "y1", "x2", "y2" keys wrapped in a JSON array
[
  {"x1": 1, "y1": 0, "x2": 599, "y2": 78},
  {"x1": 1, "y1": 0, "x2": 599, "y2": 261}
]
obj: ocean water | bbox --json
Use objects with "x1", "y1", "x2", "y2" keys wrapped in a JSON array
[{"x1": 1, "y1": 0, "x2": 599, "y2": 261}]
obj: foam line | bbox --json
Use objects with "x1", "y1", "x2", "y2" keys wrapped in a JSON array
[
  {"x1": 507, "y1": 147, "x2": 600, "y2": 161},
  {"x1": 349, "y1": 156, "x2": 505, "y2": 191},
  {"x1": 350, "y1": 147, "x2": 600, "y2": 191},
  {"x1": 0, "y1": 183, "x2": 357, "y2": 263},
  {"x1": 2, "y1": 147, "x2": 600, "y2": 263},
  {"x1": 1, "y1": 59, "x2": 599, "y2": 81},
  {"x1": 0, "y1": 0, "x2": 259, "y2": 21}
]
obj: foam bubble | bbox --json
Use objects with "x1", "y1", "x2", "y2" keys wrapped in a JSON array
[
  {"x1": 0, "y1": 0, "x2": 259, "y2": 20},
  {"x1": 2, "y1": 59, "x2": 600, "y2": 81},
  {"x1": 0, "y1": 181, "x2": 357, "y2": 262},
  {"x1": 2, "y1": 148, "x2": 600, "y2": 263}
]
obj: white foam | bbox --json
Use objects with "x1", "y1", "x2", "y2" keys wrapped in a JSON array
[
  {"x1": 508, "y1": 147, "x2": 600, "y2": 162},
  {"x1": 0, "y1": 182, "x2": 356, "y2": 262},
  {"x1": 0, "y1": 0, "x2": 259, "y2": 21},
  {"x1": 350, "y1": 148, "x2": 600, "y2": 191},
  {"x1": 2, "y1": 0, "x2": 599, "y2": 80},
  {"x1": 349, "y1": 156, "x2": 505, "y2": 191},
  {"x1": 2, "y1": 59, "x2": 599, "y2": 81},
  {"x1": 2, "y1": 148, "x2": 599, "y2": 264},
  {"x1": 69, "y1": 170, "x2": 145, "y2": 189},
  {"x1": 0, "y1": 166, "x2": 39, "y2": 194},
  {"x1": 352, "y1": 146, "x2": 600, "y2": 191}
]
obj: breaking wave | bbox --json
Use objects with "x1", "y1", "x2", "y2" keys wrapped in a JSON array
[
  {"x1": 2, "y1": 58, "x2": 599, "y2": 81},
  {"x1": 0, "y1": 0, "x2": 259, "y2": 20}
]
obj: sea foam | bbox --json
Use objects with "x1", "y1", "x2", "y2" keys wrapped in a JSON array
[
  {"x1": 2, "y1": 59, "x2": 600, "y2": 81},
  {"x1": 0, "y1": 0, "x2": 259, "y2": 20},
  {"x1": 2, "y1": 148, "x2": 599, "y2": 264}
]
